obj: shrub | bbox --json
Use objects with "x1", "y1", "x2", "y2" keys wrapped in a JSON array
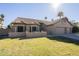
[{"x1": 72, "y1": 26, "x2": 79, "y2": 33}]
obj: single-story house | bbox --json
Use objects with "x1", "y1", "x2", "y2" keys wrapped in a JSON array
[{"x1": 9, "y1": 16, "x2": 73, "y2": 38}]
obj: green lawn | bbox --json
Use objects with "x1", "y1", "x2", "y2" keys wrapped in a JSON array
[{"x1": 0, "y1": 37, "x2": 79, "y2": 56}]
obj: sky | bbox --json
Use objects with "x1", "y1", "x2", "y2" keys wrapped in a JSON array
[{"x1": 0, "y1": 3, "x2": 79, "y2": 27}]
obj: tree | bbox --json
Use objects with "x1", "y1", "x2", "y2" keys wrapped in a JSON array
[
  {"x1": 0, "y1": 14, "x2": 4, "y2": 28},
  {"x1": 44, "y1": 17, "x2": 47, "y2": 20},
  {"x1": 57, "y1": 11, "x2": 64, "y2": 18},
  {"x1": 72, "y1": 22, "x2": 79, "y2": 33},
  {"x1": 0, "y1": 14, "x2": 4, "y2": 19},
  {"x1": 72, "y1": 26, "x2": 79, "y2": 33},
  {"x1": 7, "y1": 25, "x2": 11, "y2": 29}
]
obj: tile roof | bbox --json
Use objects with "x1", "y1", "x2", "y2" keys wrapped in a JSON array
[
  {"x1": 48, "y1": 17, "x2": 73, "y2": 26},
  {"x1": 11, "y1": 17, "x2": 53, "y2": 25},
  {"x1": 11, "y1": 16, "x2": 73, "y2": 26}
]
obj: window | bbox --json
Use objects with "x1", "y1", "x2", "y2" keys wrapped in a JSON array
[
  {"x1": 32, "y1": 27, "x2": 37, "y2": 32},
  {"x1": 17, "y1": 26, "x2": 24, "y2": 32}
]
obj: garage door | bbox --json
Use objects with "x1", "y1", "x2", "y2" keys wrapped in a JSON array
[{"x1": 55, "y1": 28, "x2": 65, "y2": 34}]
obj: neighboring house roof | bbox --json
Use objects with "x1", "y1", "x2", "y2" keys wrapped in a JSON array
[
  {"x1": 11, "y1": 17, "x2": 53, "y2": 25},
  {"x1": 47, "y1": 17, "x2": 73, "y2": 26}
]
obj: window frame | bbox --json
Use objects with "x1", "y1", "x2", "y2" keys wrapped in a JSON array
[
  {"x1": 32, "y1": 26, "x2": 37, "y2": 32},
  {"x1": 17, "y1": 26, "x2": 24, "y2": 32}
]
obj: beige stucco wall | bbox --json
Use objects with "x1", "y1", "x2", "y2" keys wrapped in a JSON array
[
  {"x1": 46, "y1": 26, "x2": 55, "y2": 35},
  {"x1": 9, "y1": 32, "x2": 26, "y2": 37},
  {"x1": 26, "y1": 31, "x2": 47, "y2": 38},
  {"x1": 47, "y1": 20, "x2": 73, "y2": 35},
  {"x1": 9, "y1": 31, "x2": 47, "y2": 38}
]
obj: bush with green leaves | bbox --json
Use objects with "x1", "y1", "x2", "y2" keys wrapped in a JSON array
[{"x1": 72, "y1": 26, "x2": 79, "y2": 33}]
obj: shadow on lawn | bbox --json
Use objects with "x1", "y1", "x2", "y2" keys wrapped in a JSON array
[
  {"x1": 0, "y1": 37, "x2": 26, "y2": 40},
  {"x1": 0, "y1": 37, "x2": 43, "y2": 40},
  {"x1": 47, "y1": 36, "x2": 79, "y2": 45}
]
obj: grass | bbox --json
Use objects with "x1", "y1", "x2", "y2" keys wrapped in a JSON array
[{"x1": 0, "y1": 37, "x2": 79, "y2": 56}]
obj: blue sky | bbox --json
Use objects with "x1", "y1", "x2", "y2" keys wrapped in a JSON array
[{"x1": 0, "y1": 3, "x2": 79, "y2": 27}]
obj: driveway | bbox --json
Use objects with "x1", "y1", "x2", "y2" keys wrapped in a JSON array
[
  {"x1": 62, "y1": 34, "x2": 79, "y2": 40},
  {"x1": 48, "y1": 34, "x2": 79, "y2": 41}
]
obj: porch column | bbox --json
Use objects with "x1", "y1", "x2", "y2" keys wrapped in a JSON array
[
  {"x1": 31, "y1": 26, "x2": 32, "y2": 32},
  {"x1": 29, "y1": 26, "x2": 32, "y2": 32},
  {"x1": 26, "y1": 25, "x2": 29, "y2": 32},
  {"x1": 37, "y1": 26, "x2": 39, "y2": 32},
  {"x1": 23, "y1": 26, "x2": 26, "y2": 32},
  {"x1": 14, "y1": 27, "x2": 17, "y2": 32},
  {"x1": 26, "y1": 26, "x2": 27, "y2": 32}
]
